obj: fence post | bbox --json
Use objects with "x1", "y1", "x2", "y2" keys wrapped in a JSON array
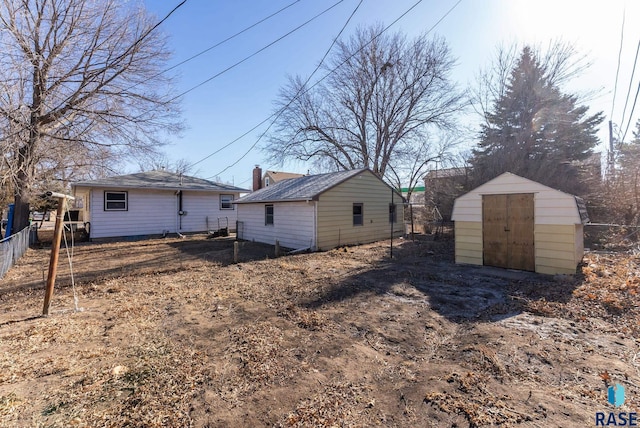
[{"x1": 233, "y1": 241, "x2": 239, "y2": 263}]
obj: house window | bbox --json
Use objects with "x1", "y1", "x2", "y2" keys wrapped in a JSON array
[
  {"x1": 220, "y1": 194, "x2": 234, "y2": 210},
  {"x1": 265, "y1": 177, "x2": 270, "y2": 187},
  {"x1": 389, "y1": 203, "x2": 397, "y2": 223},
  {"x1": 104, "y1": 191, "x2": 127, "y2": 211},
  {"x1": 353, "y1": 203, "x2": 363, "y2": 226},
  {"x1": 265, "y1": 204, "x2": 274, "y2": 225}
]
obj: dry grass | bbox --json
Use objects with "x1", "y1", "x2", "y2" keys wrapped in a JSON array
[{"x1": 0, "y1": 235, "x2": 638, "y2": 427}]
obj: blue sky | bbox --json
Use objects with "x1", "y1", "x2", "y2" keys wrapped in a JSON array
[{"x1": 142, "y1": 0, "x2": 640, "y2": 188}]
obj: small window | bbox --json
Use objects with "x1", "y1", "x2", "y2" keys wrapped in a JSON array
[
  {"x1": 220, "y1": 194, "x2": 234, "y2": 210},
  {"x1": 104, "y1": 191, "x2": 127, "y2": 211},
  {"x1": 389, "y1": 203, "x2": 397, "y2": 223},
  {"x1": 265, "y1": 177, "x2": 270, "y2": 187},
  {"x1": 265, "y1": 204, "x2": 274, "y2": 225},
  {"x1": 353, "y1": 203, "x2": 363, "y2": 226}
]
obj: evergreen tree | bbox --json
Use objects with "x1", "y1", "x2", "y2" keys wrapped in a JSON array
[{"x1": 470, "y1": 46, "x2": 603, "y2": 195}]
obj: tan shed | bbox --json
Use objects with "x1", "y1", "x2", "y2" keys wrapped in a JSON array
[{"x1": 451, "y1": 172, "x2": 588, "y2": 275}]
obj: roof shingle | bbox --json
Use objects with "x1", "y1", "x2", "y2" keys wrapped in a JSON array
[
  {"x1": 236, "y1": 168, "x2": 368, "y2": 203},
  {"x1": 73, "y1": 170, "x2": 249, "y2": 192}
]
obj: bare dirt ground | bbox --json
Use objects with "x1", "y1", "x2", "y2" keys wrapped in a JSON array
[{"x1": 0, "y1": 233, "x2": 639, "y2": 427}]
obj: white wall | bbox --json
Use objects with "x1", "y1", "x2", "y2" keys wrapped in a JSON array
[
  {"x1": 180, "y1": 190, "x2": 239, "y2": 233},
  {"x1": 237, "y1": 201, "x2": 315, "y2": 250},
  {"x1": 88, "y1": 188, "x2": 240, "y2": 239}
]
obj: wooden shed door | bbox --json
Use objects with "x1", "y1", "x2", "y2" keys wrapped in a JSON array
[{"x1": 482, "y1": 193, "x2": 535, "y2": 271}]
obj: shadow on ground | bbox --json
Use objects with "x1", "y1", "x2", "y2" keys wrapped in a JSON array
[{"x1": 300, "y1": 237, "x2": 580, "y2": 323}]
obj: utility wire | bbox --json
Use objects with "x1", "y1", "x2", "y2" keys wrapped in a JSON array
[
  {"x1": 162, "y1": 0, "x2": 302, "y2": 76},
  {"x1": 25, "y1": 0, "x2": 302, "y2": 162},
  {"x1": 619, "y1": 38, "x2": 640, "y2": 139},
  {"x1": 206, "y1": 0, "x2": 463, "y2": 180},
  {"x1": 205, "y1": 0, "x2": 364, "y2": 178},
  {"x1": 164, "y1": 0, "x2": 346, "y2": 106},
  {"x1": 611, "y1": 9, "x2": 625, "y2": 120},
  {"x1": 621, "y1": 80, "x2": 640, "y2": 143}
]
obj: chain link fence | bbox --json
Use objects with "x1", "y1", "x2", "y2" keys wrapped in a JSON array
[{"x1": 0, "y1": 226, "x2": 33, "y2": 279}]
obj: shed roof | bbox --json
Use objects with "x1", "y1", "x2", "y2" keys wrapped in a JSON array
[
  {"x1": 236, "y1": 168, "x2": 388, "y2": 203},
  {"x1": 73, "y1": 170, "x2": 249, "y2": 192},
  {"x1": 452, "y1": 172, "x2": 588, "y2": 224}
]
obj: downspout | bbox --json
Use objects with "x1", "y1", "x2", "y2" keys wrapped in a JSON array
[
  {"x1": 175, "y1": 190, "x2": 185, "y2": 238},
  {"x1": 313, "y1": 200, "x2": 318, "y2": 251}
]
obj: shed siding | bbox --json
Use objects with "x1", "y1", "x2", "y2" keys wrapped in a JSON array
[
  {"x1": 535, "y1": 224, "x2": 579, "y2": 275},
  {"x1": 88, "y1": 188, "x2": 240, "y2": 239},
  {"x1": 316, "y1": 171, "x2": 403, "y2": 250},
  {"x1": 454, "y1": 221, "x2": 482, "y2": 265},
  {"x1": 237, "y1": 201, "x2": 315, "y2": 250}
]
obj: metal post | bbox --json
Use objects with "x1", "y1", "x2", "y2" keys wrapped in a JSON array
[{"x1": 390, "y1": 188, "x2": 393, "y2": 259}]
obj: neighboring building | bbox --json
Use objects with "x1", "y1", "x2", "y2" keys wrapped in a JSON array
[
  {"x1": 251, "y1": 166, "x2": 305, "y2": 191},
  {"x1": 236, "y1": 168, "x2": 404, "y2": 251},
  {"x1": 72, "y1": 170, "x2": 248, "y2": 239},
  {"x1": 451, "y1": 172, "x2": 588, "y2": 275},
  {"x1": 423, "y1": 167, "x2": 470, "y2": 221},
  {"x1": 400, "y1": 186, "x2": 425, "y2": 204}
]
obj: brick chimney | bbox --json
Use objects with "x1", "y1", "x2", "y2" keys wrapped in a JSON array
[{"x1": 252, "y1": 165, "x2": 262, "y2": 191}]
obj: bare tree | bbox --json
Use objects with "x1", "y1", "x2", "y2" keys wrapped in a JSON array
[
  {"x1": 137, "y1": 154, "x2": 194, "y2": 175},
  {"x1": 0, "y1": 0, "x2": 183, "y2": 231},
  {"x1": 267, "y1": 25, "x2": 465, "y2": 184}
]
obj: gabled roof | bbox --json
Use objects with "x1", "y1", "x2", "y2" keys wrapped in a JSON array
[
  {"x1": 237, "y1": 168, "x2": 382, "y2": 203},
  {"x1": 73, "y1": 170, "x2": 249, "y2": 192}
]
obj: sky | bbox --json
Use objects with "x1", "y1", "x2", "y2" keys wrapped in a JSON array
[{"x1": 142, "y1": 0, "x2": 640, "y2": 188}]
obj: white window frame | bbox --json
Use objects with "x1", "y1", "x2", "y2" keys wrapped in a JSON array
[
  {"x1": 104, "y1": 191, "x2": 128, "y2": 211},
  {"x1": 220, "y1": 194, "x2": 234, "y2": 210}
]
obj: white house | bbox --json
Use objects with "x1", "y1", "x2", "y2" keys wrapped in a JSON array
[
  {"x1": 235, "y1": 168, "x2": 404, "y2": 251},
  {"x1": 451, "y1": 172, "x2": 589, "y2": 275},
  {"x1": 72, "y1": 170, "x2": 248, "y2": 239}
]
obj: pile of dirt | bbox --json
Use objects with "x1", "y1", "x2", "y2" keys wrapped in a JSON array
[{"x1": 0, "y1": 235, "x2": 638, "y2": 427}]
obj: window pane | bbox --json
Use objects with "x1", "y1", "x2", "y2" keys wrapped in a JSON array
[
  {"x1": 265, "y1": 205, "x2": 274, "y2": 225},
  {"x1": 220, "y1": 194, "x2": 233, "y2": 209},
  {"x1": 105, "y1": 191, "x2": 127, "y2": 211},
  {"x1": 353, "y1": 203, "x2": 363, "y2": 226}
]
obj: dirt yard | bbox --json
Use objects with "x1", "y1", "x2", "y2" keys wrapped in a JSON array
[{"x1": 0, "y1": 234, "x2": 638, "y2": 427}]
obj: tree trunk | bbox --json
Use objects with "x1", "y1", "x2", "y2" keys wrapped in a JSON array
[{"x1": 12, "y1": 171, "x2": 32, "y2": 232}]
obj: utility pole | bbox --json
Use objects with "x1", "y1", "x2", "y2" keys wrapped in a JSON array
[{"x1": 608, "y1": 120, "x2": 615, "y2": 179}]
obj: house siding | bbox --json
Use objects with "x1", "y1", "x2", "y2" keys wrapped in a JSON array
[
  {"x1": 237, "y1": 201, "x2": 315, "y2": 250},
  {"x1": 88, "y1": 188, "x2": 240, "y2": 239},
  {"x1": 451, "y1": 173, "x2": 585, "y2": 275},
  {"x1": 180, "y1": 191, "x2": 239, "y2": 233},
  {"x1": 316, "y1": 171, "x2": 403, "y2": 250}
]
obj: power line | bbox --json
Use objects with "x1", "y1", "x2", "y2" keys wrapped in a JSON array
[
  {"x1": 162, "y1": 0, "x2": 302, "y2": 76},
  {"x1": 209, "y1": 0, "x2": 364, "y2": 178},
  {"x1": 621, "y1": 80, "x2": 640, "y2": 143},
  {"x1": 164, "y1": 0, "x2": 346, "y2": 105},
  {"x1": 187, "y1": 0, "x2": 355, "y2": 170},
  {"x1": 619, "y1": 38, "x2": 640, "y2": 139},
  {"x1": 206, "y1": 0, "x2": 463, "y2": 180},
  {"x1": 611, "y1": 9, "x2": 625, "y2": 120}
]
